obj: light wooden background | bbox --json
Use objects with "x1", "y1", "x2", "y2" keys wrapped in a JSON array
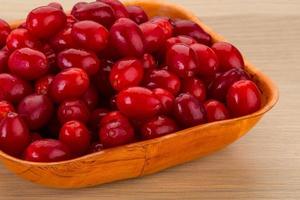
[{"x1": 0, "y1": 0, "x2": 299, "y2": 199}]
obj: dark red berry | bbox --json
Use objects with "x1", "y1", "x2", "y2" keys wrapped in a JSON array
[
  {"x1": 31, "y1": 132, "x2": 43, "y2": 142},
  {"x1": 50, "y1": 27, "x2": 77, "y2": 51},
  {"x1": 140, "y1": 53, "x2": 157, "y2": 71},
  {"x1": 152, "y1": 88, "x2": 174, "y2": 114},
  {"x1": 204, "y1": 100, "x2": 230, "y2": 122},
  {"x1": 140, "y1": 22, "x2": 166, "y2": 53},
  {"x1": 82, "y1": 86, "x2": 100, "y2": 110},
  {"x1": 98, "y1": 0, "x2": 129, "y2": 18},
  {"x1": 0, "y1": 49, "x2": 9, "y2": 72},
  {"x1": 57, "y1": 99, "x2": 90, "y2": 124},
  {"x1": 0, "y1": 19, "x2": 11, "y2": 48},
  {"x1": 126, "y1": 5, "x2": 148, "y2": 24},
  {"x1": 182, "y1": 78, "x2": 206, "y2": 102}
]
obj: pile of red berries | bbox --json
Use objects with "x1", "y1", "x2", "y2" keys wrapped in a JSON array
[{"x1": 0, "y1": 0, "x2": 261, "y2": 162}]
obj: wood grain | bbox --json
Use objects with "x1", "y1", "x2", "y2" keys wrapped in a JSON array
[{"x1": 0, "y1": 0, "x2": 299, "y2": 199}]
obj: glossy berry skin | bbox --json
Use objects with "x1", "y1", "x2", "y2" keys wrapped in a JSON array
[
  {"x1": 110, "y1": 18, "x2": 145, "y2": 57},
  {"x1": 8, "y1": 48, "x2": 49, "y2": 80},
  {"x1": 144, "y1": 69, "x2": 181, "y2": 95},
  {"x1": 141, "y1": 116, "x2": 178, "y2": 140},
  {"x1": 0, "y1": 49, "x2": 9, "y2": 72},
  {"x1": 71, "y1": 2, "x2": 116, "y2": 29},
  {"x1": 57, "y1": 99, "x2": 90, "y2": 124},
  {"x1": 26, "y1": 6, "x2": 67, "y2": 39},
  {"x1": 140, "y1": 22, "x2": 166, "y2": 53},
  {"x1": 204, "y1": 100, "x2": 230, "y2": 122},
  {"x1": 18, "y1": 94, "x2": 54, "y2": 130},
  {"x1": 153, "y1": 88, "x2": 174, "y2": 114},
  {"x1": 164, "y1": 35, "x2": 197, "y2": 53},
  {"x1": 34, "y1": 75, "x2": 54, "y2": 95},
  {"x1": 150, "y1": 17, "x2": 173, "y2": 39},
  {"x1": 173, "y1": 20, "x2": 212, "y2": 45},
  {"x1": 126, "y1": 6, "x2": 148, "y2": 24},
  {"x1": 57, "y1": 49, "x2": 100, "y2": 76},
  {"x1": 182, "y1": 78, "x2": 206, "y2": 102},
  {"x1": 100, "y1": 111, "x2": 130, "y2": 126},
  {"x1": 72, "y1": 20, "x2": 109, "y2": 52},
  {"x1": 6, "y1": 28, "x2": 41, "y2": 52},
  {"x1": 212, "y1": 42, "x2": 244, "y2": 72},
  {"x1": 0, "y1": 73, "x2": 32, "y2": 103},
  {"x1": 173, "y1": 93, "x2": 207, "y2": 128},
  {"x1": 227, "y1": 80, "x2": 261, "y2": 117},
  {"x1": 141, "y1": 53, "x2": 157, "y2": 71},
  {"x1": 0, "y1": 112, "x2": 30, "y2": 157},
  {"x1": 116, "y1": 87, "x2": 161, "y2": 119},
  {"x1": 209, "y1": 68, "x2": 250, "y2": 102},
  {"x1": 98, "y1": 0, "x2": 129, "y2": 18},
  {"x1": 50, "y1": 27, "x2": 77, "y2": 51},
  {"x1": 0, "y1": 101, "x2": 15, "y2": 122},
  {"x1": 110, "y1": 58, "x2": 144, "y2": 91},
  {"x1": 191, "y1": 43, "x2": 219, "y2": 76},
  {"x1": 89, "y1": 108, "x2": 109, "y2": 131},
  {"x1": 24, "y1": 139, "x2": 71, "y2": 162},
  {"x1": 82, "y1": 86, "x2": 99, "y2": 110},
  {"x1": 99, "y1": 112, "x2": 135, "y2": 148},
  {"x1": 0, "y1": 19, "x2": 11, "y2": 48},
  {"x1": 59, "y1": 120, "x2": 91, "y2": 155},
  {"x1": 166, "y1": 43, "x2": 198, "y2": 78},
  {"x1": 50, "y1": 68, "x2": 89, "y2": 102}
]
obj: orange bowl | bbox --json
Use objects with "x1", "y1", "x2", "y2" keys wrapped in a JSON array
[{"x1": 0, "y1": 0, "x2": 278, "y2": 188}]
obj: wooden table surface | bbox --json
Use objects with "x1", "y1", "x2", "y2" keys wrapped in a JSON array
[{"x1": 0, "y1": 0, "x2": 299, "y2": 199}]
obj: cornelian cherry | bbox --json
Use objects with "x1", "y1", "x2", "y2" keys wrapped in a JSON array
[
  {"x1": 152, "y1": 88, "x2": 174, "y2": 114},
  {"x1": 24, "y1": 139, "x2": 71, "y2": 162},
  {"x1": 50, "y1": 68, "x2": 89, "y2": 102},
  {"x1": 57, "y1": 49, "x2": 100, "y2": 76},
  {"x1": 59, "y1": 120, "x2": 91, "y2": 155},
  {"x1": 173, "y1": 93, "x2": 207, "y2": 127},
  {"x1": 50, "y1": 27, "x2": 77, "y2": 51},
  {"x1": 72, "y1": 20, "x2": 109, "y2": 52},
  {"x1": 110, "y1": 58, "x2": 144, "y2": 91},
  {"x1": 98, "y1": 0, "x2": 129, "y2": 18},
  {"x1": 141, "y1": 116, "x2": 178, "y2": 140},
  {"x1": 18, "y1": 94, "x2": 54, "y2": 130},
  {"x1": 204, "y1": 100, "x2": 230, "y2": 122},
  {"x1": 57, "y1": 99, "x2": 90, "y2": 124},
  {"x1": 116, "y1": 87, "x2": 161, "y2": 119},
  {"x1": 0, "y1": 112, "x2": 30, "y2": 157},
  {"x1": 182, "y1": 78, "x2": 206, "y2": 102},
  {"x1": 226, "y1": 80, "x2": 261, "y2": 117},
  {"x1": 26, "y1": 6, "x2": 67, "y2": 39},
  {"x1": 0, "y1": 101, "x2": 14, "y2": 122},
  {"x1": 126, "y1": 5, "x2": 148, "y2": 24},
  {"x1": 140, "y1": 22, "x2": 166, "y2": 53},
  {"x1": 150, "y1": 17, "x2": 173, "y2": 39},
  {"x1": 8, "y1": 48, "x2": 49, "y2": 80}
]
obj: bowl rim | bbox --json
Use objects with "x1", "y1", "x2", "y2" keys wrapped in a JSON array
[{"x1": 0, "y1": 0, "x2": 279, "y2": 166}]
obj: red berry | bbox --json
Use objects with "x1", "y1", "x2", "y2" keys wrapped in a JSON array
[
  {"x1": 173, "y1": 93, "x2": 207, "y2": 127},
  {"x1": 173, "y1": 19, "x2": 211, "y2": 45},
  {"x1": 0, "y1": 101, "x2": 15, "y2": 122},
  {"x1": 191, "y1": 43, "x2": 219, "y2": 76},
  {"x1": 0, "y1": 49, "x2": 9, "y2": 72},
  {"x1": 0, "y1": 73, "x2": 32, "y2": 103},
  {"x1": 204, "y1": 100, "x2": 230, "y2": 122},
  {"x1": 6, "y1": 28, "x2": 41, "y2": 52},
  {"x1": 226, "y1": 80, "x2": 261, "y2": 117},
  {"x1": 57, "y1": 99, "x2": 90, "y2": 124},
  {"x1": 165, "y1": 35, "x2": 197, "y2": 51},
  {"x1": 50, "y1": 27, "x2": 77, "y2": 51},
  {"x1": 0, "y1": 19, "x2": 11, "y2": 48},
  {"x1": 116, "y1": 87, "x2": 161, "y2": 119},
  {"x1": 97, "y1": 0, "x2": 129, "y2": 18},
  {"x1": 24, "y1": 139, "x2": 71, "y2": 162},
  {"x1": 82, "y1": 86, "x2": 100, "y2": 110},
  {"x1": 110, "y1": 18, "x2": 145, "y2": 57},
  {"x1": 110, "y1": 58, "x2": 144, "y2": 91},
  {"x1": 212, "y1": 42, "x2": 244, "y2": 72},
  {"x1": 209, "y1": 68, "x2": 250, "y2": 102},
  {"x1": 0, "y1": 112, "x2": 30, "y2": 157},
  {"x1": 140, "y1": 53, "x2": 157, "y2": 71},
  {"x1": 89, "y1": 108, "x2": 109, "y2": 131},
  {"x1": 99, "y1": 112, "x2": 135, "y2": 148},
  {"x1": 140, "y1": 22, "x2": 166, "y2": 53},
  {"x1": 89, "y1": 142, "x2": 104, "y2": 153},
  {"x1": 34, "y1": 75, "x2": 54, "y2": 95},
  {"x1": 31, "y1": 132, "x2": 43, "y2": 142},
  {"x1": 57, "y1": 49, "x2": 100, "y2": 76},
  {"x1": 72, "y1": 20, "x2": 109, "y2": 52},
  {"x1": 18, "y1": 94, "x2": 54, "y2": 130},
  {"x1": 182, "y1": 78, "x2": 206, "y2": 102},
  {"x1": 141, "y1": 116, "x2": 178, "y2": 140},
  {"x1": 126, "y1": 5, "x2": 148, "y2": 24},
  {"x1": 166, "y1": 43, "x2": 198, "y2": 78},
  {"x1": 8, "y1": 48, "x2": 49, "y2": 80},
  {"x1": 59, "y1": 120, "x2": 91, "y2": 155},
  {"x1": 26, "y1": 6, "x2": 67, "y2": 39},
  {"x1": 48, "y1": 2, "x2": 63, "y2": 10},
  {"x1": 50, "y1": 68, "x2": 89, "y2": 102},
  {"x1": 143, "y1": 69, "x2": 181, "y2": 95},
  {"x1": 150, "y1": 17, "x2": 173, "y2": 39},
  {"x1": 71, "y1": 1, "x2": 116, "y2": 29},
  {"x1": 152, "y1": 88, "x2": 174, "y2": 114}
]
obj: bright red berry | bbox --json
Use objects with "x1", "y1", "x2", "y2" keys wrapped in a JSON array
[
  {"x1": 152, "y1": 88, "x2": 174, "y2": 114},
  {"x1": 204, "y1": 100, "x2": 230, "y2": 122},
  {"x1": 182, "y1": 78, "x2": 206, "y2": 102}
]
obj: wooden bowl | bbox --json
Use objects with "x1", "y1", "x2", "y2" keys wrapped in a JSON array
[{"x1": 0, "y1": 0, "x2": 278, "y2": 188}]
